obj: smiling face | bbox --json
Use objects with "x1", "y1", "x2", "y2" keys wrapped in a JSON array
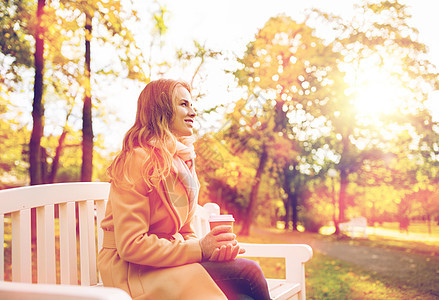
[{"x1": 169, "y1": 85, "x2": 196, "y2": 137}]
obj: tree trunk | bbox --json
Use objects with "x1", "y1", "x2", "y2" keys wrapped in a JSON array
[
  {"x1": 427, "y1": 214, "x2": 432, "y2": 235},
  {"x1": 81, "y1": 11, "x2": 93, "y2": 182},
  {"x1": 48, "y1": 130, "x2": 67, "y2": 183},
  {"x1": 338, "y1": 168, "x2": 348, "y2": 224},
  {"x1": 283, "y1": 199, "x2": 290, "y2": 230},
  {"x1": 29, "y1": 0, "x2": 46, "y2": 185},
  {"x1": 40, "y1": 146, "x2": 48, "y2": 183},
  {"x1": 282, "y1": 164, "x2": 300, "y2": 231},
  {"x1": 332, "y1": 177, "x2": 340, "y2": 234},
  {"x1": 291, "y1": 193, "x2": 298, "y2": 231},
  {"x1": 337, "y1": 130, "x2": 351, "y2": 229},
  {"x1": 239, "y1": 145, "x2": 268, "y2": 236}
]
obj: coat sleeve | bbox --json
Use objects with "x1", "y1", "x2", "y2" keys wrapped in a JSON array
[
  {"x1": 110, "y1": 149, "x2": 202, "y2": 267},
  {"x1": 179, "y1": 220, "x2": 199, "y2": 240}
]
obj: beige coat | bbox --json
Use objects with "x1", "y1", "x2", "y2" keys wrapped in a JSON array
[{"x1": 97, "y1": 148, "x2": 226, "y2": 300}]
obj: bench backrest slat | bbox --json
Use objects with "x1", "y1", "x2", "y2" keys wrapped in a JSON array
[
  {"x1": 95, "y1": 200, "x2": 107, "y2": 257},
  {"x1": 193, "y1": 203, "x2": 220, "y2": 237},
  {"x1": 78, "y1": 200, "x2": 97, "y2": 286},
  {"x1": 11, "y1": 209, "x2": 32, "y2": 283},
  {"x1": 59, "y1": 201, "x2": 78, "y2": 285},
  {"x1": 36, "y1": 204, "x2": 56, "y2": 284}
]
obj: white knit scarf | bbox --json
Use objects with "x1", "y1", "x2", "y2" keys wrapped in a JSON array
[{"x1": 152, "y1": 136, "x2": 200, "y2": 217}]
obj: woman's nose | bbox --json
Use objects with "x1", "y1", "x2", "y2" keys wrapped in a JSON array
[{"x1": 188, "y1": 106, "x2": 197, "y2": 117}]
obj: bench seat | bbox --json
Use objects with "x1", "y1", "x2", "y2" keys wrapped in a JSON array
[{"x1": 267, "y1": 280, "x2": 301, "y2": 300}]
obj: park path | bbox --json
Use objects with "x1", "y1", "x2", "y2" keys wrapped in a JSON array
[{"x1": 251, "y1": 227, "x2": 439, "y2": 298}]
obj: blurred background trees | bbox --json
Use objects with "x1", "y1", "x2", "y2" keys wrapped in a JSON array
[{"x1": 1, "y1": 0, "x2": 438, "y2": 235}]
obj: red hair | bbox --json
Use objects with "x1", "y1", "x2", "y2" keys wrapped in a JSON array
[{"x1": 108, "y1": 79, "x2": 191, "y2": 190}]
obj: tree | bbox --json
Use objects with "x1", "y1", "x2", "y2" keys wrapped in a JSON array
[
  {"x1": 232, "y1": 14, "x2": 341, "y2": 233},
  {"x1": 0, "y1": 1, "x2": 34, "y2": 186},
  {"x1": 0, "y1": 0, "x2": 33, "y2": 79},
  {"x1": 311, "y1": 0, "x2": 438, "y2": 229},
  {"x1": 0, "y1": 100, "x2": 29, "y2": 187},
  {"x1": 2, "y1": 0, "x2": 176, "y2": 186},
  {"x1": 219, "y1": 94, "x2": 276, "y2": 235},
  {"x1": 29, "y1": 0, "x2": 46, "y2": 185},
  {"x1": 176, "y1": 40, "x2": 222, "y2": 98},
  {"x1": 81, "y1": 6, "x2": 93, "y2": 181},
  {"x1": 45, "y1": 0, "x2": 146, "y2": 182},
  {"x1": 195, "y1": 129, "x2": 258, "y2": 221}
]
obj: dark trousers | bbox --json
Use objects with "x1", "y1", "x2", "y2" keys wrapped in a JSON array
[{"x1": 201, "y1": 258, "x2": 270, "y2": 300}]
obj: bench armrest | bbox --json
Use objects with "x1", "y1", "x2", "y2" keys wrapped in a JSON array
[{"x1": 239, "y1": 243, "x2": 312, "y2": 284}]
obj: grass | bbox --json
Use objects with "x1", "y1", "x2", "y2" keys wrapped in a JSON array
[
  {"x1": 306, "y1": 252, "x2": 436, "y2": 300},
  {"x1": 239, "y1": 225, "x2": 439, "y2": 300}
]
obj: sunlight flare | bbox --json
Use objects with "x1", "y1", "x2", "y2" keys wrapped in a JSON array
[
  {"x1": 343, "y1": 53, "x2": 410, "y2": 121},
  {"x1": 353, "y1": 82, "x2": 401, "y2": 116},
  {"x1": 351, "y1": 67, "x2": 404, "y2": 117}
]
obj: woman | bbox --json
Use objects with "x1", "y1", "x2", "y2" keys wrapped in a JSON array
[{"x1": 97, "y1": 79, "x2": 270, "y2": 300}]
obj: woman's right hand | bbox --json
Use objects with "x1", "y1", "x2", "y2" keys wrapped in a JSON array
[{"x1": 199, "y1": 225, "x2": 237, "y2": 260}]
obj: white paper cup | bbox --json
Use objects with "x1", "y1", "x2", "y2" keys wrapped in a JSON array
[{"x1": 209, "y1": 214, "x2": 235, "y2": 232}]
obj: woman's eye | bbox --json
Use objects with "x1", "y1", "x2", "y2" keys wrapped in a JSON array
[{"x1": 181, "y1": 102, "x2": 187, "y2": 106}]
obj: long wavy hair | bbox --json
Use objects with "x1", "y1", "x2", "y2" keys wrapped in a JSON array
[{"x1": 107, "y1": 79, "x2": 191, "y2": 191}]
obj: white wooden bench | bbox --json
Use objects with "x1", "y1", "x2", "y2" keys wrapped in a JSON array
[
  {"x1": 339, "y1": 217, "x2": 368, "y2": 238},
  {"x1": 0, "y1": 182, "x2": 313, "y2": 300}
]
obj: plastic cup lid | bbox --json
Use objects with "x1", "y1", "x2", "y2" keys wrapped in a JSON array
[{"x1": 208, "y1": 214, "x2": 235, "y2": 222}]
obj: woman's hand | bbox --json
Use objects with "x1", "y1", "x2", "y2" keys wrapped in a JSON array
[
  {"x1": 199, "y1": 225, "x2": 246, "y2": 261},
  {"x1": 200, "y1": 225, "x2": 235, "y2": 260},
  {"x1": 209, "y1": 243, "x2": 246, "y2": 261}
]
